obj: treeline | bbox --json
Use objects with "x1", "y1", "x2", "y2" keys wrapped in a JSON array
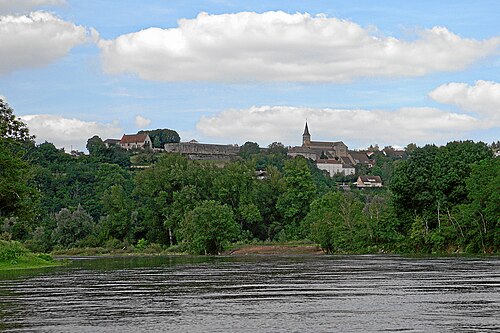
[{"x1": 1, "y1": 100, "x2": 498, "y2": 254}]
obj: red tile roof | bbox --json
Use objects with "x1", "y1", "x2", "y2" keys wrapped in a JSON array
[{"x1": 120, "y1": 133, "x2": 148, "y2": 144}]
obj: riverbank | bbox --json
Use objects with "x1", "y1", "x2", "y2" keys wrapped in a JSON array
[
  {"x1": 0, "y1": 255, "x2": 62, "y2": 271},
  {"x1": 227, "y1": 244, "x2": 324, "y2": 255},
  {"x1": 0, "y1": 240, "x2": 62, "y2": 271}
]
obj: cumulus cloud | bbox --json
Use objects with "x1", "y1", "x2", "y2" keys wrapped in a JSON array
[
  {"x1": 0, "y1": 0, "x2": 65, "y2": 14},
  {"x1": 134, "y1": 115, "x2": 151, "y2": 128},
  {"x1": 196, "y1": 105, "x2": 483, "y2": 147},
  {"x1": 99, "y1": 11, "x2": 500, "y2": 82},
  {"x1": 0, "y1": 11, "x2": 98, "y2": 74},
  {"x1": 20, "y1": 114, "x2": 122, "y2": 151},
  {"x1": 429, "y1": 80, "x2": 500, "y2": 124}
]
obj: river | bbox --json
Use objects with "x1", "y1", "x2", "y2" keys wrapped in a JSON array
[{"x1": 0, "y1": 255, "x2": 499, "y2": 332}]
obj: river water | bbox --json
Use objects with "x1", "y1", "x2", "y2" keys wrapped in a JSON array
[{"x1": 0, "y1": 255, "x2": 499, "y2": 332}]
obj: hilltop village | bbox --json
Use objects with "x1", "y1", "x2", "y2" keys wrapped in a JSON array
[
  {"x1": 3, "y1": 99, "x2": 498, "y2": 257},
  {"x1": 102, "y1": 122, "x2": 405, "y2": 188}
]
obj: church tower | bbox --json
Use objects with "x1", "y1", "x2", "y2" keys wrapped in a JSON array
[{"x1": 302, "y1": 121, "x2": 311, "y2": 147}]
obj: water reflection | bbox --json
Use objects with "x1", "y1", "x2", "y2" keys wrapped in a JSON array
[{"x1": 0, "y1": 255, "x2": 499, "y2": 332}]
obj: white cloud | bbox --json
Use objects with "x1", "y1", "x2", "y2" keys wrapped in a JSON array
[
  {"x1": 196, "y1": 105, "x2": 483, "y2": 147},
  {"x1": 134, "y1": 115, "x2": 151, "y2": 128},
  {"x1": 99, "y1": 11, "x2": 500, "y2": 82},
  {"x1": 20, "y1": 114, "x2": 122, "y2": 151},
  {"x1": 0, "y1": 0, "x2": 65, "y2": 14},
  {"x1": 429, "y1": 80, "x2": 500, "y2": 124},
  {"x1": 0, "y1": 11, "x2": 98, "y2": 74}
]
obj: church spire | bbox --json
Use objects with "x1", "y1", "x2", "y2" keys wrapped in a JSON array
[
  {"x1": 302, "y1": 121, "x2": 311, "y2": 146},
  {"x1": 303, "y1": 121, "x2": 310, "y2": 136}
]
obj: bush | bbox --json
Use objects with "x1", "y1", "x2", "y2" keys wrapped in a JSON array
[
  {"x1": 180, "y1": 200, "x2": 239, "y2": 255},
  {"x1": 0, "y1": 240, "x2": 29, "y2": 262}
]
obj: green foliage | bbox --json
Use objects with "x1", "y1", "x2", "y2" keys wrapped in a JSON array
[
  {"x1": 305, "y1": 191, "x2": 364, "y2": 253},
  {"x1": 0, "y1": 240, "x2": 29, "y2": 262},
  {"x1": 180, "y1": 200, "x2": 239, "y2": 254},
  {"x1": 139, "y1": 128, "x2": 180, "y2": 148},
  {"x1": 86, "y1": 135, "x2": 131, "y2": 167},
  {"x1": 0, "y1": 101, "x2": 39, "y2": 234},
  {"x1": 2, "y1": 104, "x2": 497, "y2": 256},
  {"x1": 0, "y1": 240, "x2": 58, "y2": 270},
  {"x1": 86, "y1": 135, "x2": 106, "y2": 156},
  {"x1": 276, "y1": 157, "x2": 317, "y2": 239},
  {"x1": 391, "y1": 141, "x2": 495, "y2": 253},
  {"x1": 51, "y1": 206, "x2": 95, "y2": 248},
  {"x1": 135, "y1": 238, "x2": 149, "y2": 251},
  {"x1": 239, "y1": 141, "x2": 260, "y2": 159},
  {"x1": 0, "y1": 99, "x2": 34, "y2": 143},
  {"x1": 453, "y1": 158, "x2": 500, "y2": 253}
]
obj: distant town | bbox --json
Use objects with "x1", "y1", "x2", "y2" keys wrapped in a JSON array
[{"x1": 95, "y1": 122, "x2": 415, "y2": 188}]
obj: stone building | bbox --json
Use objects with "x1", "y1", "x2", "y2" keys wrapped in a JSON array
[
  {"x1": 164, "y1": 139, "x2": 240, "y2": 160},
  {"x1": 120, "y1": 133, "x2": 152, "y2": 150},
  {"x1": 357, "y1": 175, "x2": 383, "y2": 188},
  {"x1": 287, "y1": 122, "x2": 356, "y2": 176}
]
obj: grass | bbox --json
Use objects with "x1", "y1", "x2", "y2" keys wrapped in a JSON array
[
  {"x1": 0, "y1": 254, "x2": 61, "y2": 271},
  {"x1": 0, "y1": 240, "x2": 62, "y2": 271}
]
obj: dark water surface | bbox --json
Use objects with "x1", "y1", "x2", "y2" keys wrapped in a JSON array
[{"x1": 0, "y1": 255, "x2": 499, "y2": 332}]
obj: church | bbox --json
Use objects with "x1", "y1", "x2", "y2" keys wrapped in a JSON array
[{"x1": 287, "y1": 122, "x2": 356, "y2": 176}]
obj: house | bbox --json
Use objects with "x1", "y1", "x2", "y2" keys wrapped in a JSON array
[
  {"x1": 357, "y1": 175, "x2": 383, "y2": 188},
  {"x1": 120, "y1": 133, "x2": 152, "y2": 150},
  {"x1": 382, "y1": 146, "x2": 406, "y2": 159},
  {"x1": 104, "y1": 138, "x2": 120, "y2": 148},
  {"x1": 317, "y1": 159, "x2": 355, "y2": 176},
  {"x1": 348, "y1": 151, "x2": 375, "y2": 168}
]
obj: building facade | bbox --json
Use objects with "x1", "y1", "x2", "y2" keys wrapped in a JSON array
[
  {"x1": 165, "y1": 140, "x2": 240, "y2": 160},
  {"x1": 287, "y1": 122, "x2": 356, "y2": 176},
  {"x1": 120, "y1": 133, "x2": 152, "y2": 150}
]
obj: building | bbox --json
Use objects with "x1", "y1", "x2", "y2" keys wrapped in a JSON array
[
  {"x1": 164, "y1": 139, "x2": 240, "y2": 160},
  {"x1": 382, "y1": 146, "x2": 406, "y2": 159},
  {"x1": 356, "y1": 175, "x2": 383, "y2": 188},
  {"x1": 288, "y1": 122, "x2": 355, "y2": 176},
  {"x1": 120, "y1": 133, "x2": 152, "y2": 150},
  {"x1": 348, "y1": 151, "x2": 375, "y2": 168},
  {"x1": 316, "y1": 159, "x2": 355, "y2": 176},
  {"x1": 103, "y1": 138, "x2": 120, "y2": 148}
]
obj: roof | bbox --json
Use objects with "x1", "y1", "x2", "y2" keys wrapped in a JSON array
[
  {"x1": 120, "y1": 133, "x2": 149, "y2": 144},
  {"x1": 349, "y1": 151, "x2": 372, "y2": 164},
  {"x1": 359, "y1": 175, "x2": 382, "y2": 183},
  {"x1": 288, "y1": 146, "x2": 315, "y2": 153},
  {"x1": 104, "y1": 139, "x2": 120, "y2": 144},
  {"x1": 382, "y1": 147, "x2": 406, "y2": 158},
  {"x1": 316, "y1": 159, "x2": 342, "y2": 164},
  {"x1": 303, "y1": 122, "x2": 310, "y2": 136}
]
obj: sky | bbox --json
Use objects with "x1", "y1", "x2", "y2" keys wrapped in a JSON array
[{"x1": 0, "y1": 0, "x2": 499, "y2": 151}]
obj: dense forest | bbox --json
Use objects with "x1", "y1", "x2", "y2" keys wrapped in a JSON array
[{"x1": 1, "y1": 99, "x2": 499, "y2": 255}]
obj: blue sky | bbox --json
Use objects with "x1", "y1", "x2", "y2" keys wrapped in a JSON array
[{"x1": 0, "y1": 0, "x2": 499, "y2": 151}]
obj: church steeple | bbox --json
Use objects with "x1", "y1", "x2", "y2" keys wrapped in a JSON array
[{"x1": 302, "y1": 121, "x2": 311, "y2": 146}]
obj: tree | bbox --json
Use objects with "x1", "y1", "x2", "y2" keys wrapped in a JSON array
[
  {"x1": 133, "y1": 154, "x2": 191, "y2": 244},
  {"x1": 100, "y1": 185, "x2": 135, "y2": 242},
  {"x1": 239, "y1": 141, "x2": 260, "y2": 159},
  {"x1": 0, "y1": 99, "x2": 39, "y2": 238},
  {"x1": 180, "y1": 200, "x2": 239, "y2": 254},
  {"x1": 0, "y1": 99, "x2": 34, "y2": 143},
  {"x1": 276, "y1": 156, "x2": 317, "y2": 239},
  {"x1": 51, "y1": 205, "x2": 95, "y2": 248},
  {"x1": 454, "y1": 158, "x2": 500, "y2": 253},
  {"x1": 86, "y1": 135, "x2": 106, "y2": 156},
  {"x1": 305, "y1": 191, "x2": 364, "y2": 253},
  {"x1": 267, "y1": 142, "x2": 288, "y2": 156},
  {"x1": 139, "y1": 128, "x2": 180, "y2": 148},
  {"x1": 390, "y1": 144, "x2": 438, "y2": 232}
]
